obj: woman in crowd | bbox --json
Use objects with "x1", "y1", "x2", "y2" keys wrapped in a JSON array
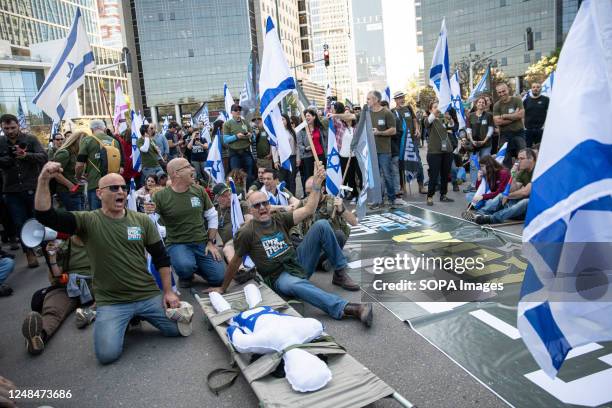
[
  {"x1": 187, "y1": 129, "x2": 208, "y2": 183},
  {"x1": 227, "y1": 168, "x2": 247, "y2": 199},
  {"x1": 279, "y1": 113, "x2": 298, "y2": 195},
  {"x1": 47, "y1": 132, "x2": 64, "y2": 158},
  {"x1": 465, "y1": 96, "x2": 495, "y2": 193},
  {"x1": 135, "y1": 174, "x2": 159, "y2": 213},
  {"x1": 53, "y1": 130, "x2": 86, "y2": 211},
  {"x1": 466, "y1": 155, "x2": 510, "y2": 213},
  {"x1": 297, "y1": 108, "x2": 327, "y2": 190},
  {"x1": 424, "y1": 100, "x2": 454, "y2": 206},
  {"x1": 331, "y1": 103, "x2": 360, "y2": 201}
]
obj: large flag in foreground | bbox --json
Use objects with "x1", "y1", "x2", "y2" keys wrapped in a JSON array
[
  {"x1": 350, "y1": 106, "x2": 381, "y2": 219},
  {"x1": 450, "y1": 70, "x2": 466, "y2": 129},
  {"x1": 518, "y1": 0, "x2": 612, "y2": 378},
  {"x1": 32, "y1": 8, "x2": 95, "y2": 122},
  {"x1": 429, "y1": 18, "x2": 452, "y2": 113}
]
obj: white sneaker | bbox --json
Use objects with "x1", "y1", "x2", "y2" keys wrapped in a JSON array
[{"x1": 392, "y1": 198, "x2": 407, "y2": 208}]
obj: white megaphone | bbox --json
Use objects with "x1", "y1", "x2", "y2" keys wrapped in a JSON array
[{"x1": 20, "y1": 218, "x2": 69, "y2": 248}]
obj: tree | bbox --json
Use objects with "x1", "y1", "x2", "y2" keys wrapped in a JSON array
[
  {"x1": 524, "y1": 49, "x2": 559, "y2": 84},
  {"x1": 453, "y1": 55, "x2": 508, "y2": 99},
  {"x1": 417, "y1": 86, "x2": 436, "y2": 110}
]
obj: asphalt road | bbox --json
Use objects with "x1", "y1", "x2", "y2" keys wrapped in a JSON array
[{"x1": 0, "y1": 153, "x2": 522, "y2": 408}]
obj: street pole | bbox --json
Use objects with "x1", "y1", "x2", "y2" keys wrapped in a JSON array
[
  {"x1": 469, "y1": 60, "x2": 474, "y2": 94},
  {"x1": 468, "y1": 40, "x2": 526, "y2": 93}
]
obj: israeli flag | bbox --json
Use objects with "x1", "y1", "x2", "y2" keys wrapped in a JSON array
[
  {"x1": 468, "y1": 65, "x2": 490, "y2": 102},
  {"x1": 17, "y1": 97, "x2": 27, "y2": 129},
  {"x1": 382, "y1": 86, "x2": 391, "y2": 104},
  {"x1": 495, "y1": 142, "x2": 508, "y2": 164},
  {"x1": 259, "y1": 16, "x2": 296, "y2": 120},
  {"x1": 262, "y1": 106, "x2": 292, "y2": 171},
  {"x1": 523, "y1": 71, "x2": 556, "y2": 101},
  {"x1": 470, "y1": 152, "x2": 480, "y2": 171},
  {"x1": 205, "y1": 128, "x2": 225, "y2": 184},
  {"x1": 51, "y1": 119, "x2": 60, "y2": 136},
  {"x1": 450, "y1": 70, "x2": 466, "y2": 129},
  {"x1": 229, "y1": 178, "x2": 254, "y2": 268},
  {"x1": 473, "y1": 177, "x2": 489, "y2": 209},
  {"x1": 502, "y1": 176, "x2": 512, "y2": 197},
  {"x1": 126, "y1": 178, "x2": 138, "y2": 211},
  {"x1": 518, "y1": 0, "x2": 612, "y2": 378},
  {"x1": 32, "y1": 8, "x2": 95, "y2": 122},
  {"x1": 130, "y1": 110, "x2": 143, "y2": 172},
  {"x1": 113, "y1": 81, "x2": 129, "y2": 134},
  {"x1": 224, "y1": 83, "x2": 234, "y2": 121},
  {"x1": 147, "y1": 213, "x2": 177, "y2": 293},
  {"x1": 429, "y1": 18, "x2": 452, "y2": 113},
  {"x1": 326, "y1": 119, "x2": 343, "y2": 196}
]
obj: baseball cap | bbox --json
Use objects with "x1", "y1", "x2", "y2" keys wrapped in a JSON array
[
  {"x1": 212, "y1": 182, "x2": 230, "y2": 197},
  {"x1": 165, "y1": 301, "x2": 194, "y2": 336}
]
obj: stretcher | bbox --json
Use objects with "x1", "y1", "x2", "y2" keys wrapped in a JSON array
[{"x1": 192, "y1": 282, "x2": 415, "y2": 408}]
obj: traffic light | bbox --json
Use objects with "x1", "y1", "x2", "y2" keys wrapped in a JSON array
[
  {"x1": 323, "y1": 44, "x2": 330, "y2": 67},
  {"x1": 525, "y1": 27, "x2": 534, "y2": 51},
  {"x1": 122, "y1": 47, "x2": 132, "y2": 73}
]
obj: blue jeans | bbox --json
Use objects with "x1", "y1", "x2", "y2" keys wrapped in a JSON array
[
  {"x1": 94, "y1": 294, "x2": 180, "y2": 364},
  {"x1": 377, "y1": 153, "x2": 396, "y2": 202},
  {"x1": 58, "y1": 191, "x2": 84, "y2": 211},
  {"x1": 274, "y1": 220, "x2": 349, "y2": 319},
  {"x1": 229, "y1": 150, "x2": 255, "y2": 186},
  {"x1": 166, "y1": 243, "x2": 225, "y2": 285},
  {"x1": 466, "y1": 192, "x2": 503, "y2": 213},
  {"x1": 3, "y1": 191, "x2": 35, "y2": 251},
  {"x1": 469, "y1": 147, "x2": 492, "y2": 188},
  {"x1": 87, "y1": 189, "x2": 101, "y2": 210},
  {"x1": 141, "y1": 166, "x2": 163, "y2": 185},
  {"x1": 414, "y1": 147, "x2": 425, "y2": 184},
  {"x1": 0, "y1": 257, "x2": 15, "y2": 284},
  {"x1": 392, "y1": 155, "x2": 401, "y2": 194},
  {"x1": 489, "y1": 198, "x2": 529, "y2": 223}
]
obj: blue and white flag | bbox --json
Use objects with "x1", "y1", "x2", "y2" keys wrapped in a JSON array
[
  {"x1": 350, "y1": 105, "x2": 381, "y2": 219},
  {"x1": 205, "y1": 128, "x2": 225, "y2": 184},
  {"x1": 17, "y1": 97, "x2": 27, "y2": 129},
  {"x1": 495, "y1": 142, "x2": 508, "y2": 164},
  {"x1": 262, "y1": 106, "x2": 292, "y2": 171},
  {"x1": 32, "y1": 8, "x2": 95, "y2": 122},
  {"x1": 450, "y1": 70, "x2": 466, "y2": 129},
  {"x1": 193, "y1": 103, "x2": 211, "y2": 144},
  {"x1": 161, "y1": 116, "x2": 169, "y2": 135},
  {"x1": 470, "y1": 152, "x2": 480, "y2": 171},
  {"x1": 224, "y1": 83, "x2": 234, "y2": 121},
  {"x1": 126, "y1": 178, "x2": 138, "y2": 211},
  {"x1": 468, "y1": 65, "x2": 490, "y2": 102},
  {"x1": 429, "y1": 18, "x2": 452, "y2": 113},
  {"x1": 259, "y1": 17, "x2": 296, "y2": 119},
  {"x1": 51, "y1": 120, "x2": 60, "y2": 136},
  {"x1": 523, "y1": 71, "x2": 556, "y2": 101},
  {"x1": 228, "y1": 179, "x2": 255, "y2": 268},
  {"x1": 382, "y1": 86, "x2": 391, "y2": 104},
  {"x1": 397, "y1": 113, "x2": 419, "y2": 181},
  {"x1": 147, "y1": 213, "x2": 177, "y2": 293},
  {"x1": 326, "y1": 119, "x2": 343, "y2": 196},
  {"x1": 518, "y1": 0, "x2": 612, "y2": 378},
  {"x1": 130, "y1": 110, "x2": 143, "y2": 172},
  {"x1": 472, "y1": 177, "x2": 489, "y2": 209}
]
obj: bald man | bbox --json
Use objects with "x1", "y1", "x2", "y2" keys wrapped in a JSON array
[
  {"x1": 145, "y1": 158, "x2": 224, "y2": 289},
  {"x1": 34, "y1": 162, "x2": 181, "y2": 365},
  {"x1": 207, "y1": 164, "x2": 374, "y2": 327}
]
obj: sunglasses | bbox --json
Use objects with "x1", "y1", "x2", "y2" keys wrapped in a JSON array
[
  {"x1": 250, "y1": 200, "x2": 270, "y2": 209},
  {"x1": 102, "y1": 184, "x2": 128, "y2": 192},
  {"x1": 54, "y1": 138, "x2": 65, "y2": 141}
]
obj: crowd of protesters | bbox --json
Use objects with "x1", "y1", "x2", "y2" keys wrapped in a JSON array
[{"x1": 0, "y1": 80, "x2": 547, "y2": 369}]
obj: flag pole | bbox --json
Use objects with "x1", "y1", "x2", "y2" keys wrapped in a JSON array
[
  {"x1": 98, "y1": 80, "x2": 115, "y2": 132},
  {"x1": 296, "y1": 100, "x2": 321, "y2": 164}
]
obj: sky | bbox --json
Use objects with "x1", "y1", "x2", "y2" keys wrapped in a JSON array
[{"x1": 381, "y1": 0, "x2": 420, "y2": 91}]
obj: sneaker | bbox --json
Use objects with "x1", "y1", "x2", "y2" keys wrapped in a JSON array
[
  {"x1": 392, "y1": 198, "x2": 407, "y2": 208},
  {"x1": 0, "y1": 283, "x2": 13, "y2": 297},
  {"x1": 475, "y1": 214, "x2": 492, "y2": 225},
  {"x1": 462, "y1": 211, "x2": 476, "y2": 222},
  {"x1": 440, "y1": 196, "x2": 454, "y2": 203},
  {"x1": 22, "y1": 311, "x2": 44, "y2": 355},
  {"x1": 426, "y1": 197, "x2": 434, "y2": 206},
  {"x1": 368, "y1": 203, "x2": 382, "y2": 210},
  {"x1": 75, "y1": 307, "x2": 96, "y2": 329}
]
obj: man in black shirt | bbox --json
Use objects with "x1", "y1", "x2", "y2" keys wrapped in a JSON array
[{"x1": 523, "y1": 82, "x2": 550, "y2": 147}]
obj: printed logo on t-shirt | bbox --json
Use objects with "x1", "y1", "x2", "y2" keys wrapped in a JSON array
[
  {"x1": 190, "y1": 197, "x2": 201, "y2": 207},
  {"x1": 481, "y1": 119, "x2": 488, "y2": 125},
  {"x1": 377, "y1": 119, "x2": 385, "y2": 126},
  {"x1": 127, "y1": 226, "x2": 142, "y2": 241},
  {"x1": 404, "y1": 112, "x2": 411, "y2": 118},
  {"x1": 508, "y1": 108, "x2": 515, "y2": 113},
  {"x1": 260, "y1": 232, "x2": 290, "y2": 259}
]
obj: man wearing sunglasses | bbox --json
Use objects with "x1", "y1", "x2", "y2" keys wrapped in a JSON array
[
  {"x1": 146, "y1": 158, "x2": 225, "y2": 289},
  {"x1": 34, "y1": 162, "x2": 181, "y2": 365},
  {"x1": 207, "y1": 164, "x2": 373, "y2": 328}
]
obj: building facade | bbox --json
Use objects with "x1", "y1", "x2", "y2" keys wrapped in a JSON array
[
  {"x1": 351, "y1": 0, "x2": 388, "y2": 102},
  {"x1": 418, "y1": 0, "x2": 580, "y2": 90},
  {"x1": 308, "y1": 0, "x2": 356, "y2": 102},
  {"x1": 0, "y1": 0, "x2": 127, "y2": 126}
]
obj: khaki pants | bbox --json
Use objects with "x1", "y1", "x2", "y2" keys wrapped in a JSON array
[
  {"x1": 256, "y1": 158, "x2": 273, "y2": 169},
  {"x1": 42, "y1": 288, "x2": 80, "y2": 338}
]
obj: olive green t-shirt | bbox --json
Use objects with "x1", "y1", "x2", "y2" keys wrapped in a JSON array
[
  {"x1": 78, "y1": 132, "x2": 121, "y2": 190},
  {"x1": 217, "y1": 201, "x2": 249, "y2": 244},
  {"x1": 152, "y1": 185, "x2": 213, "y2": 245},
  {"x1": 73, "y1": 210, "x2": 161, "y2": 305},
  {"x1": 223, "y1": 119, "x2": 251, "y2": 151},
  {"x1": 515, "y1": 169, "x2": 533, "y2": 186},
  {"x1": 493, "y1": 96, "x2": 524, "y2": 133},
  {"x1": 137, "y1": 137, "x2": 160, "y2": 168},
  {"x1": 234, "y1": 212, "x2": 306, "y2": 286},
  {"x1": 50, "y1": 238, "x2": 91, "y2": 286},
  {"x1": 256, "y1": 130, "x2": 271, "y2": 158},
  {"x1": 426, "y1": 115, "x2": 453, "y2": 154},
  {"x1": 369, "y1": 107, "x2": 396, "y2": 154},
  {"x1": 53, "y1": 148, "x2": 83, "y2": 193}
]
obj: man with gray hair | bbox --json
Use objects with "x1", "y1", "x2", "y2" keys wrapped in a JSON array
[{"x1": 76, "y1": 120, "x2": 123, "y2": 210}]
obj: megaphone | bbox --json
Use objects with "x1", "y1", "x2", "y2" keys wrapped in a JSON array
[{"x1": 20, "y1": 218, "x2": 69, "y2": 248}]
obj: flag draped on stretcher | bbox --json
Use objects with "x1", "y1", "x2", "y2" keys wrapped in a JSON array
[
  {"x1": 229, "y1": 179, "x2": 254, "y2": 268},
  {"x1": 518, "y1": 0, "x2": 612, "y2": 378}
]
